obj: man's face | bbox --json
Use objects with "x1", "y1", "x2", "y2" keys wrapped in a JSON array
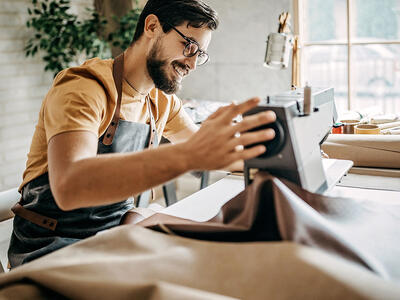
[{"x1": 146, "y1": 23, "x2": 212, "y2": 94}]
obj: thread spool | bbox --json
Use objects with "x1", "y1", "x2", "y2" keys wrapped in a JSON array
[
  {"x1": 340, "y1": 119, "x2": 360, "y2": 134},
  {"x1": 331, "y1": 122, "x2": 343, "y2": 134},
  {"x1": 354, "y1": 124, "x2": 381, "y2": 134}
]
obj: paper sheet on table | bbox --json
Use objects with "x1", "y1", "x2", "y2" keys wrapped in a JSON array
[{"x1": 322, "y1": 135, "x2": 400, "y2": 168}]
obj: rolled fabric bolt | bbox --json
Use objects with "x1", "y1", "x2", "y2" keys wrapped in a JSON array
[
  {"x1": 378, "y1": 121, "x2": 400, "y2": 130},
  {"x1": 389, "y1": 127, "x2": 400, "y2": 135},
  {"x1": 355, "y1": 124, "x2": 381, "y2": 134},
  {"x1": 371, "y1": 114, "x2": 398, "y2": 124},
  {"x1": 340, "y1": 119, "x2": 360, "y2": 134},
  {"x1": 382, "y1": 126, "x2": 400, "y2": 135}
]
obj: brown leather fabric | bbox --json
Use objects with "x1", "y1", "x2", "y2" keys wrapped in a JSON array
[
  {"x1": 133, "y1": 172, "x2": 400, "y2": 281},
  {"x1": 135, "y1": 174, "x2": 280, "y2": 242},
  {"x1": 11, "y1": 203, "x2": 57, "y2": 231}
]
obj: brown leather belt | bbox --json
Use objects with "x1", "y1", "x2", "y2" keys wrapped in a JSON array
[{"x1": 11, "y1": 203, "x2": 57, "y2": 231}]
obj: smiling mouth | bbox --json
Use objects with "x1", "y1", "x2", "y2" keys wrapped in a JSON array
[{"x1": 173, "y1": 64, "x2": 188, "y2": 81}]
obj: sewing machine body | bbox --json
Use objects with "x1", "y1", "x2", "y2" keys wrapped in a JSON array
[{"x1": 244, "y1": 87, "x2": 348, "y2": 193}]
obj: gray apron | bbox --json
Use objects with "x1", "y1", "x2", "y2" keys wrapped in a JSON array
[{"x1": 8, "y1": 53, "x2": 158, "y2": 268}]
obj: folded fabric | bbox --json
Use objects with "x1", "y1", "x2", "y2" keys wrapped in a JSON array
[
  {"x1": 370, "y1": 115, "x2": 399, "y2": 125},
  {"x1": 321, "y1": 135, "x2": 400, "y2": 168},
  {"x1": 1, "y1": 173, "x2": 400, "y2": 299},
  {"x1": 136, "y1": 172, "x2": 400, "y2": 280}
]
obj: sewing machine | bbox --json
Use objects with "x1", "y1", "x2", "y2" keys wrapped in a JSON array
[{"x1": 244, "y1": 87, "x2": 353, "y2": 193}]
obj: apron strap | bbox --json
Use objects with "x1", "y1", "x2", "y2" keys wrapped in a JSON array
[
  {"x1": 12, "y1": 202, "x2": 57, "y2": 231},
  {"x1": 103, "y1": 52, "x2": 157, "y2": 207},
  {"x1": 146, "y1": 95, "x2": 158, "y2": 148},
  {"x1": 102, "y1": 53, "x2": 124, "y2": 145},
  {"x1": 103, "y1": 52, "x2": 158, "y2": 147},
  {"x1": 137, "y1": 96, "x2": 159, "y2": 207}
]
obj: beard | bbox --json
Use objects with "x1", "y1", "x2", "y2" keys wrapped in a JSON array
[{"x1": 146, "y1": 39, "x2": 187, "y2": 95}]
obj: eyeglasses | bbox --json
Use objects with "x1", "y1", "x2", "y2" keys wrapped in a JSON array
[{"x1": 166, "y1": 23, "x2": 209, "y2": 66}]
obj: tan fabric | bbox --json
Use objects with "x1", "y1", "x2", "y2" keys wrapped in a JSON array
[
  {"x1": 321, "y1": 135, "x2": 400, "y2": 168},
  {"x1": 21, "y1": 58, "x2": 196, "y2": 190},
  {"x1": 0, "y1": 225, "x2": 399, "y2": 299}
]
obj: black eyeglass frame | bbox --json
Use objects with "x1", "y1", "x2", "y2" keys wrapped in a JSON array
[{"x1": 165, "y1": 23, "x2": 209, "y2": 66}]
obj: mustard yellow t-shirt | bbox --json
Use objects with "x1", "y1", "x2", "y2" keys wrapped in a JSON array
[{"x1": 20, "y1": 58, "x2": 196, "y2": 190}]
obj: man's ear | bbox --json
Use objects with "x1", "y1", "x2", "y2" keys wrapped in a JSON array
[{"x1": 144, "y1": 14, "x2": 162, "y2": 39}]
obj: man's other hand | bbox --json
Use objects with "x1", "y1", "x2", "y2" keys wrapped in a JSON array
[{"x1": 183, "y1": 97, "x2": 276, "y2": 171}]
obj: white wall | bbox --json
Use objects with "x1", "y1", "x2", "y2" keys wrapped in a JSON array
[
  {"x1": 178, "y1": 0, "x2": 293, "y2": 102},
  {"x1": 0, "y1": 0, "x2": 92, "y2": 191}
]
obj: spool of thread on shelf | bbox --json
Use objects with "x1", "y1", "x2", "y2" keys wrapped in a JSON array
[
  {"x1": 354, "y1": 124, "x2": 381, "y2": 134},
  {"x1": 332, "y1": 122, "x2": 343, "y2": 134},
  {"x1": 341, "y1": 120, "x2": 360, "y2": 134}
]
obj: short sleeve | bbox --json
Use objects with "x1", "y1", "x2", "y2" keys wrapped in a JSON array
[
  {"x1": 162, "y1": 94, "x2": 197, "y2": 140},
  {"x1": 43, "y1": 75, "x2": 106, "y2": 143}
]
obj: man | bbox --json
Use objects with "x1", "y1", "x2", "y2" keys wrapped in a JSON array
[{"x1": 8, "y1": 0, "x2": 276, "y2": 267}]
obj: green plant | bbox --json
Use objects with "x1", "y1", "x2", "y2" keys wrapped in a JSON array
[
  {"x1": 25, "y1": 0, "x2": 141, "y2": 76},
  {"x1": 109, "y1": 7, "x2": 141, "y2": 51}
]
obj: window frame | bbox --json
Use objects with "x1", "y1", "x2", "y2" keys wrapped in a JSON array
[{"x1": 294, "y1": 0, "x2": 400, "y2": 110}]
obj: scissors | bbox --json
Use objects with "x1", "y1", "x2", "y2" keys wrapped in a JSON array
[{"x1": 278, "y1": 12, "x2": 291, "y2": 33}]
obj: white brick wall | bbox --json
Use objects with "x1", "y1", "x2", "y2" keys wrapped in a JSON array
[{"x1": 0, "y1": 0, "x2": 92, "y2": 191}]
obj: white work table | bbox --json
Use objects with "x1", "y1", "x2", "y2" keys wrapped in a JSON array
[
  {"x1": 161, "y1": 161, "x2": 400, "y2": 222},
  {"x1": 162, "y1": 175, "x2": 244, "y2": 222}
]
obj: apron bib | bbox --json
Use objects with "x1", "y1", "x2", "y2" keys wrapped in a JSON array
[{"x1": 9, "y1": 53, "x2": 158, "y2": 268}]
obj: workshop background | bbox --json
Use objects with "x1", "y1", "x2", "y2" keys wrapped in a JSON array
[{"x1": 0, "y1": 0, "x2": 291, "y2": 191}]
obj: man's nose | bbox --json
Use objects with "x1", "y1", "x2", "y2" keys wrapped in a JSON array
[{"x1": 185, "y1": 55, "x2": 197, "y2": 71}]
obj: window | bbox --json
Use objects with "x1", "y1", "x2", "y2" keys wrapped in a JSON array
[{"x1": 295, "y1": 0, "x2": 400, "y2": 113}]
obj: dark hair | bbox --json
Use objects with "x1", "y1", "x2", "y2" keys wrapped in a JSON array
[{"x1": 131, "y1": 0, "x2": 219, "y2": 44}]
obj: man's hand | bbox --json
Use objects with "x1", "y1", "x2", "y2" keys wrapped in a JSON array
[{"x1": 183, "y1": 97, "x2": 276, "y2": 171}]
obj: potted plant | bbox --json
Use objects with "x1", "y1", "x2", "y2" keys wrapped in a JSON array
[{"x1": 25, "y1": 0, "x2": 141, "y2": 76}]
